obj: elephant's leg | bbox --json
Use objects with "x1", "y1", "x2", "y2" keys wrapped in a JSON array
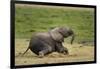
[
  {"x1": 38, "y1": 45, "x2": 52, "y2": 58},
  {"x1": 63, "y1": 47, "x2": 69, "y2": 55},
  {"x1": 55, "y1": 42, "x2": 64, "y2": 53},
  {"x1": 38, "y1": 49, "x2": 49, "y2": 58},
  {"x1": 56, "y1": 42, "x2": 69, "y2": 54},
  {"x1": 38, "y1": 51, "x2": 44, "y2": 58}
]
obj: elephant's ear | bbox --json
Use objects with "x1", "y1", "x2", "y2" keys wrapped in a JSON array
[{"x1": 50, "y1": 30, "x2": 64, "y2": 42}]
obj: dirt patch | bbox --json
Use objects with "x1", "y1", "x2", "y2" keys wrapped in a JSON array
[
  {"x1": 15, "y1": 39, "x2": 94, "y2": 65},
  {"x1": 78, "y1": 40, "x2": 94, "y2": 46}
]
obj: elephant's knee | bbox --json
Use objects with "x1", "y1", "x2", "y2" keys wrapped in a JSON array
[
  {"x1": 57, "y1": 48, "x2": 64, "y2": 53},
  {"x1": 38, "y1": 51, "x2": 44, "y2": 58},
  {"x1": 48, "y1": 46, "x2": 52, "y2": 52},
  {"x1": 38, "y1": 48, "x2": 51, "y2": 57},
  {"x1": 63, "y1": 50, "x2": 69, "y2": 55}
]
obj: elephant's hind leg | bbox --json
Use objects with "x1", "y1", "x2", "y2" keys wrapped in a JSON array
[
  {"x1": 38, "y1": 45, "x2": 52, "y2": 58},
  {"x1": 38, "y1": 51, "x2": 44, "y2": 58}
]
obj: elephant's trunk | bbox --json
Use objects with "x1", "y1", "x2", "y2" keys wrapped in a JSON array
[{"x1": 71, "y1": 34, "x2": 75, "y2": 44}]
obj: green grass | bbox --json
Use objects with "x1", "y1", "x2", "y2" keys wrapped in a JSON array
[{"x1": 15, "y1": 5, "x2": 94, "y2": 42}]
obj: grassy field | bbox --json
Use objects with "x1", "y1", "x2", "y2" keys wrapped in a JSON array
[
  {"x1": 15, "y1": 4, "x2": 95, "y2": 65},
  {"x1": 15, "y1": 4, "x2": 94, "y2": 41}
]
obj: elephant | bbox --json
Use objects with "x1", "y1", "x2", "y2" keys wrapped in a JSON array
[{"x1": 22, "y1": 27, "x2": 75, "y2": 58}]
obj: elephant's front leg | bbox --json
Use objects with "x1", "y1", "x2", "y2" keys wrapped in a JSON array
[
  {"x1": 63, "y1": 47, "x2": 69, "y2": 55},
  {"x1": 55, "y1": 42, "x2": 69, "y2": 55}
]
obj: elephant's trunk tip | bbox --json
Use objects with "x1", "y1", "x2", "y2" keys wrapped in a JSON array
[{"x1": 70, "y1": 34, "x2": 75, "y2": 45}]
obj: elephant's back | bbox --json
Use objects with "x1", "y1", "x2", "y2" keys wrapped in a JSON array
[{"x1": 34, "y1": 32, "x2": 56, "y2": 46}]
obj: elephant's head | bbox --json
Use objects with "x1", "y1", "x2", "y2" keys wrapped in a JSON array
[{"x1": 50, "y1": 27, "x2": 75, "y2": 44}]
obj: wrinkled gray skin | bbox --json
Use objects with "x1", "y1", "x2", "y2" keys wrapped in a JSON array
[{"x1": 22, "y1": 27, "x2": 75, "y2": 58}]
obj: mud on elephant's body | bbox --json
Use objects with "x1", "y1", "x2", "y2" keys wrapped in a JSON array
[{"x1": 22, "y1": 27, "x2": 75, "y2": 58}]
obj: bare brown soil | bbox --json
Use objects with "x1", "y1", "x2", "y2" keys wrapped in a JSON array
[{"x1": 15, "y1": 39, "x2": 94, "y2": 65}]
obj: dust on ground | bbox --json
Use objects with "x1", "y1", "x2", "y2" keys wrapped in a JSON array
[{"x1": 15, "y1": 39, "x2": 94, "y2": 65}]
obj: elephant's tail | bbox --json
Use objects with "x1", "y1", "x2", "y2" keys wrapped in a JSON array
[{"x1": 21, "y1": 46, "x2": 30, "y2": 56}]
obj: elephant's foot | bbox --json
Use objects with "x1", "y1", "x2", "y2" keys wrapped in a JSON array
[
  {"x1": 38, "y1": 51, "x2": 44, "y2": 58},
  {"x1": 63, "y1": 50, "x2": 69, "y2": 55},
  {"x1": 63, "y1": 52, "x2": 68, "y2": 55}
]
